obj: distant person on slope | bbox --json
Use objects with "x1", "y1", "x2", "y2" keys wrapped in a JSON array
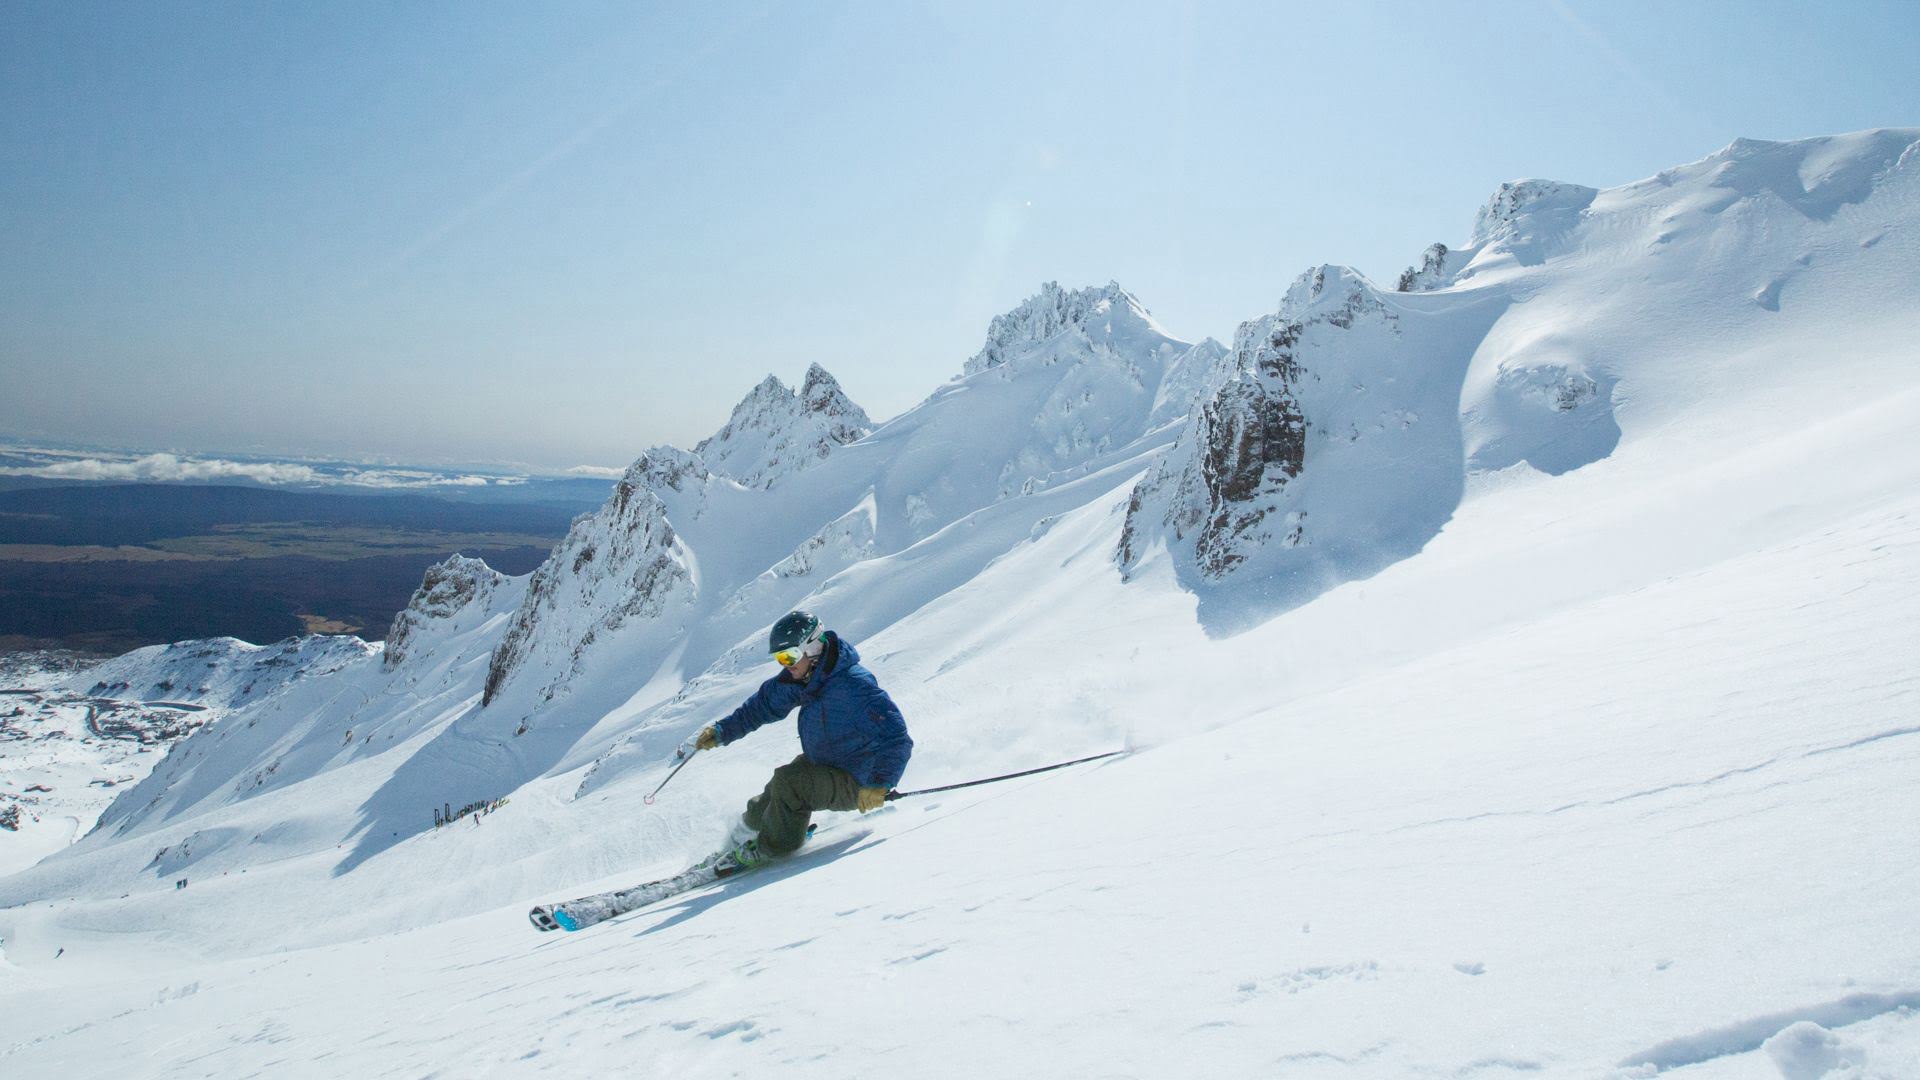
[{"x1": 684, "y1": 610, "x2": 912, "y2": 870}]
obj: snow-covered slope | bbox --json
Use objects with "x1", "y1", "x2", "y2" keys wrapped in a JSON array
[
  {"x1": 71, "y1": 634, "x2": 378, "y2": 710},
  {"x1": 2, "y1": 129, "x2": 1918, "y2": 1078},
  {"x1": 1121, "y1": 264, "x2": 1507, "y2": 628},
  {"x1": 0, "y1": 637, "x2": 377, "y2": 879},
  {"x1": 473, "y1": 280, "x2": 1199, "y2": 767},
  {"x1": 1124, "y1": 128, "x2": 1920, "y2": 631}
]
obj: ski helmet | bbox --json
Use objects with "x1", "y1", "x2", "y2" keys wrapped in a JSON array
[{"x1": 768, "y1": 610, "x2": 822, "y2": 664}]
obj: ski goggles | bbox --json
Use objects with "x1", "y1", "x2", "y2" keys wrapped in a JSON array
[{"x1": 772, "y1": 640, "x2": 823, "y2": 667}]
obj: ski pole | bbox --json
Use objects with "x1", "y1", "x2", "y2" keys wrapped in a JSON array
[
  {"x1": 885, "y1": 749, "x2": 1125, "y2": 801},
  {"x1": 644, "y1": 751, "x2": 698, "y2": 806}
]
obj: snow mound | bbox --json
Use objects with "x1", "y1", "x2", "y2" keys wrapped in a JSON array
[
  {"x1": 1694, "y1": 130, "x2": 1920, "y2": 222},
  {"x1": 1764, "y1": 1021, "x2": 1861, "y2": 1080}
]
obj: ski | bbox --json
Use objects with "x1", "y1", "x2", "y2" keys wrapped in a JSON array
[{"x1": 529, "y1": 823, "x2": 817, "y2": 933}]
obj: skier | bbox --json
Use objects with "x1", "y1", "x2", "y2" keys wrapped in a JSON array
[{"x1": 687, "y1": 611, "x2": 912, "y2": 870}]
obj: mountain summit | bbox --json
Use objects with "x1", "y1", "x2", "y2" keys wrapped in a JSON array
[
  {"x1": 694, "y1": 364, "x2": 872, "y2": 489},
  {"x1": 963, "y1": 281, "x2": 1169, "y2": 376}
]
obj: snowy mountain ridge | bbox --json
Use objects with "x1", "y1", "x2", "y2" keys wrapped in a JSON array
[
  {"x1": 384, "y1": 554, "x2": 504, "y2": 672},
  {"x1": 694, "y1": 363, "x2": 872, "y2": 489},
  {"x1": 4, "y1": 128, "x2": 1919, "y2": 1078},
  {"x1": 463, "y1": 281, "x2": 1203, "y2": 743},
  {"x1": 962, "y1": 279, "x2": 1170, "y2": 376},
  {"x1": 70, "y1": 634, "x2": 379, "y2": 710}
]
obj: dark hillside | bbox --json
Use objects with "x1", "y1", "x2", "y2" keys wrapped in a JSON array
[
  {"x1": 0, "y1": 482, "x2": 579, "y2": 654},
  {"x1": 0, "y1": 484, "x2": 584, "y2": 546}
]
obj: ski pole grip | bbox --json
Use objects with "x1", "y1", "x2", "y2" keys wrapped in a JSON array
[{"x1": 885, "y1": 789, "x2": 901, "y2": 801}]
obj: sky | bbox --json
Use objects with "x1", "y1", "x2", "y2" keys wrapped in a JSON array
[{"x1": 3, "y1": 0, "x2": 1916, "y2": 472}]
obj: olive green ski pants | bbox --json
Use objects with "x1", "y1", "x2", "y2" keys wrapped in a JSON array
[{"x1": 743, "y1": 754, "x2": 859, "y2": 855}]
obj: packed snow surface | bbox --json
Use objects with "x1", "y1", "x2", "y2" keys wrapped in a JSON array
[{"x1": 2, "y1": 129, "x2": 1918, "y2": 1078}]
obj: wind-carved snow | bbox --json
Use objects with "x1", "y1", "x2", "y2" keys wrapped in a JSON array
[
  {"x1": 1148, "y1": 337, "x2": 1230, "y2": 429},
  {"x1": 694, "y1": 364, "x2": 872, "y2": 489},
  {"x1": 1464, "y1": 348, "x2": 1621, "y2": 476},
  {"x1": 730, "y1": 493, "x2": 879, "y2": 603},
  {"x1": 1701, "y1": 130, "x2": 1920, "y2": 222}
]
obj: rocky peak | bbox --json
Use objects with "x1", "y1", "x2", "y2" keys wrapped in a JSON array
[
  {"x1": 695, "y1": 366, "x2": 872, "y2": 489},
  {"x1": 384, "y1": 555, "x2": 502, "y2": 670},
  {"x1": 799, "y1": 363, "x2": 873, "y2": 445},
  {"x1": 1120, "y1": 267, "x2": 1399, "y2": 583},
  {"x1": 1397, "y1": 243, "x2": 1454, "y2": 292},
  {"x1": 1278, "y1": 265, "x2": 1377, "y2": 321},
  {"x1": 624, "y1": 446, "x2": 709, "y2": 495},
  {"x1": 963, "y1": 281, "x2": 1160, "y2": 376},
  {"x1": 1266, "y1": 267, "x2": 1394, "y2": 345},
  {"x1": 484, "y1": 450, "x2": 698, "y2": 707},
  {"x1": 1469, "y1": 179, "x2": 1599, "y2": 248}
]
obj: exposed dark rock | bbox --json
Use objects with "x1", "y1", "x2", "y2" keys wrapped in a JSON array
[
  {"x1": 483, "y1": 455, "x2": 694, "y2": 705},
  {"x1": 384, "y1": 555, "x2": 502, "y2": 670},
  {"x1": 1397, "y1": 243, "x2": 1451, "y2": 292}
]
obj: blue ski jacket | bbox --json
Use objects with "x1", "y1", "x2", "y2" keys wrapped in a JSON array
[{"x1": 713, "y1": 632, "x2": 913, "y2": 790}]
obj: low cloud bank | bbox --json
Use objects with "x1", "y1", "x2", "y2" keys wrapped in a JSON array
[
  {"x1": 3, "y1": 453, "x2": 319, "y2": 485},
  {"x1": 0, "y1": 451, "x2": 528, "y2": 489}
]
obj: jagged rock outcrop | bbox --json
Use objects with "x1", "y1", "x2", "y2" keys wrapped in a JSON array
[
  {"x1": 1471, "y1": 180, "x2": 1599, "y2": 245},
  {"x1": 1459, "y1": 180, "x2": 1600, "y2": 273},
  {"x1": 482, "y1": 452, "x2": 697, "y2": 706},
  {"x1": 1121, "y1": 265, "x2": 1424, "y2": 581},
  {"x1": 1397, "y1": 243, "x2": 1455, "y2": 292},
  {"x1": 694, "y1": 364, "x2": 871, "y2": 488},
  {"x1": 384, "y1": 555, "x2": 503, "y2": 670},
  {"x1": 950, "y1": 281, "x2": 1192, "y2": 500},
  {"x1": 964, "y1": 281, "x2": 1163, "y2": 377}
]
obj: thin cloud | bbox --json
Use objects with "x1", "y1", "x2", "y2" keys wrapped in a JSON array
[
  {"x1": 0, "y1": 451, "x2": 529, "y2": 489},
  {"x1": 0, "y1": 453, "x2": 319, "y2": 485},
  {"x1": 1547, "y1": 0, "x2": 1715, "y2": 132},
  {"x1": 362, "y1": 8, "x2": 770, "y2": 286}
]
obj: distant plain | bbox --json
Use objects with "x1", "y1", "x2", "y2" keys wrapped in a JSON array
[{"x1": 0, "y1": 480, "x2": 603, "y2": 654}]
